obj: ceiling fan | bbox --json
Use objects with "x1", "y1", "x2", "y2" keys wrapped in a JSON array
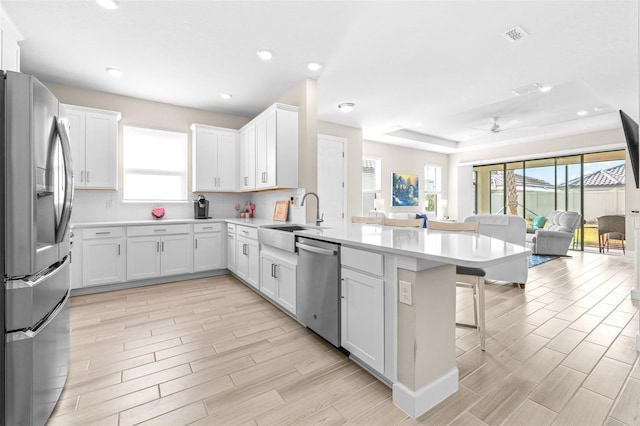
[
  {"x1": 469, "y1": 116, "x2": 520, "y2": 135},
  {"x1": 483, "y1": 117, "x2": 502, "y2": 133}
]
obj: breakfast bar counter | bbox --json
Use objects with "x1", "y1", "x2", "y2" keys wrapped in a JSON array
[{"x1": 292, "y1": 222, "x2": 531, "y2": 419}]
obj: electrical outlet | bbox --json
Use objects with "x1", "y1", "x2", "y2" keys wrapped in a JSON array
[{"x1": 399, "y1": 280, "x2": 412, "y2": 305}]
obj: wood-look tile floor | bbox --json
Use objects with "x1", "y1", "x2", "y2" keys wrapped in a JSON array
[{"x1": 47, "y1": 251, "x2": 640, "y2": 425}]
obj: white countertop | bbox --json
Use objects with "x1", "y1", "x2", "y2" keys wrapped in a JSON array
[
  {"x1": 71, "y1": 218, "x2": 530, "y2": 268},
  {"x1": 293, "y1": 222, "x2": 531, "y2": 269},
  {"x1": 71, "y1": 218, "x2": 227, "y2": 228}
]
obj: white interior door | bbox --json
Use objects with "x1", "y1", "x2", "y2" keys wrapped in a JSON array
[{"x1": 317, "y1": 134, "x2": 346, "y2": 225}]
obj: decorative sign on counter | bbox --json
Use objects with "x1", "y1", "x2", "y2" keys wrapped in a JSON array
[{"x1": 273, "y1": 201, "x2": 289, "y2": 221}]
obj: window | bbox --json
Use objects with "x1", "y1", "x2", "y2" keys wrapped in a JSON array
[
  {"x1": 123, "y1": 126, "x2": 188, "y2": 201},
  {"x1": 362, "y1": 157, "x2": 382, "y2": 214},
  {"x1": 424, "y1": 165, "x2": 442, "y2": 215}
]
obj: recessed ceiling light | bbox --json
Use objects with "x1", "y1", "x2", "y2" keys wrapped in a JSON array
[
  {"x1": 539, "y1": 85, "x2": 552, "y2": 92},
  {"x1": 307, "y1": 62, "x2": 322, "y2": 71},
  {"x1": 577, "y1": 110, "x2": 588, "y2": 116},
  {"x1": 220, "y1": 93, "x2": 232, "y2": 100},
  {"x1": 96, "y1": 0, "x2": 120, "y2": 10},
  {"x1": 256, "y1": 50, "x2": 273, "y2": 61},
  {"x1": 105, "y1": 67, "x2": 123, "y2": 77},
  {"x1": 338, "y1": 102, "x2": 355, "y2": 112}
]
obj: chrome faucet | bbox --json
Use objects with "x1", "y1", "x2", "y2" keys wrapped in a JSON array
[{"x1": 301, "y1": 192, "x2": 323, "y2": 226}]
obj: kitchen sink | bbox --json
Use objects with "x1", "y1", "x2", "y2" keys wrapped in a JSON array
[
  {"x1": 263, "y1": 225, "x2": 308, "y2": 232},
  {"x1": 258, "y1": 224, "x2": 311, "y2": 252}
]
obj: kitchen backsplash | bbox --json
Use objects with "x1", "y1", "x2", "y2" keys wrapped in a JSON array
[{"x1": 70, "y1": 189, "x2": 307, "y2": 223}]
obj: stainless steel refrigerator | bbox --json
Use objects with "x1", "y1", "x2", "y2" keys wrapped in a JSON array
[{"x1": 2, "y1": 71, "x2": 74, "y2": 425}]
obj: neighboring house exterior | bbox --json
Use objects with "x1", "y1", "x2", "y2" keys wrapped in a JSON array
[
  {"x1": 488, "y1": 164, "x2": 625, "y2": 221},
  {"x1": 567, "y1": 163, "x2": 626, "y2": 221}
]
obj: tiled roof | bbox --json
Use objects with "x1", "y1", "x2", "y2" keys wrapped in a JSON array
[
  {"x1": 567, "y1": 164, "x2": 625, "y2": 187},
  {"x1": 490, "y1": 173, "x2": 554, "y2": 189}
]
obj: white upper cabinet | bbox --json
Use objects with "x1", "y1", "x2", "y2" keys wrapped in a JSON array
[
  {"x1": 191, "y1": 124, "x2": 238, "y2": 192},
  {"x1": 239, "y1": 125, "x2": 256, "y2": 191},
  {"x1": 60, "y1": 104, "x2": 121, "y2": 190},
  {"x1": 0, "y1": 8, "x2": 23, "y2": 72},
  {"x1": 243, "y1": 103, "x2": 299, "y2": 190}
]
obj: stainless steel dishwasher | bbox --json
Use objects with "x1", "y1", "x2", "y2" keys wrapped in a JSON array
[{"x1": 296, "y1": 236, "x2": 341, "y2": 347}]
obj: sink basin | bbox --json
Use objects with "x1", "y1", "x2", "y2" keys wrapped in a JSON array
[
  {"x1": 258, "y1": 225, "x2": 310, "y2": 252},
  {"x1": 265, "y1": 225, "x2": 308, "y2": 232}
]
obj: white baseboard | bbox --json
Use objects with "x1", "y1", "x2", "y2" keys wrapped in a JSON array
[{"x1": 392, "y1": 367, "x2": 458, "y2": 419}]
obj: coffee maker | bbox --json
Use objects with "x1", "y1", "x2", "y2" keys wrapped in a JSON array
[{"x1": 194, "y1": 194, "x2": 210, "y2": 219}]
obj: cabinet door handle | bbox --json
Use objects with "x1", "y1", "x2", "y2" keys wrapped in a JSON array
[
  {"x1": 118, "y1": 244, "x2": 121, "y2": 256},
  {"x1": 154, "y1": 229, "x2": 167, "y2": 232},
  {"x1": 86, "y1": 171, "x2": 90, "y2": 182},
  {"x1": 195, "y1": 238, "x2": 198, "y2": 249},
  {"x1": 273, "y1": 264, "x2": 278, "y2": 279},
  {"x1": 157, "y1": 242, "x2": 160, "y2": 252},
  {"x1": 162, "y1": 241, "x2": 165, "y2": 252},
  {"x1": 95, "y1": 231, "x2": 110, "y2": 235},
  {"x1": 341, "y1": 278, "x2": 345, "y2": 299},
  {"x1": 244, "y1": 243, "x2": 248, "y2": 255},
  {"x1": 80, "y1": 171, "x2": 84, "y2": 183}
]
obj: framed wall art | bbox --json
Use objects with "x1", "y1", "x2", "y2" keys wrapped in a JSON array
[{"x1": 392, "y1": 173, "x2": 419, "y2": 206}]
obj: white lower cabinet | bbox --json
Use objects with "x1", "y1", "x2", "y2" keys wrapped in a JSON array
[
  {"x1": 341, "y1": 247, "x2": 385, "y2": 374},
  {"x1": 193, "y1": 223, "x2": 224, "y2": 272},
  {"x1": 260, "y1": 250, "x2": 296, "y2": 315},
  {"x1": 127, "y1": 236, "x2": 161, "y2": 280},
  {"x1": 161, "y1": 234, "x2": 194, "y2": 276},
  {"x1": 126, "y1": 224, "x2": 193, "y2": 281},
  {"x1": 235, "y1": 225, "x2": 259, "y2": 289},
  {"x1": 227, "y1": 224, "x2": 236, "y2": 272},
  {"x1": 82, "y1": 227, "x2": 126, "y2": 287}
]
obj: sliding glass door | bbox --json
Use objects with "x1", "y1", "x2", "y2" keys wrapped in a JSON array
[{"x1": 473, "y1": 149, "x2": 625, "y2": 252}]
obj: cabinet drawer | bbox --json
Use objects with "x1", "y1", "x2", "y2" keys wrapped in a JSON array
[
  {"x1": 83, "y1": 227, "x2": 124, "y2": 239},
  {"x1": 227, "y1": 223, "x2": 236, "y2": 234},
  {"x1": 127, "y1": 224, "x2": 191, "y2": 237},
  {"x1": 236, "y1": 225, "x2": 258, "y2": 240},
  {"x1": 194, "y1": 222, "x2": 222, "y2": 233},
  {"x1": 341, "y1": 246, "x2": 383, "y2": 276}
]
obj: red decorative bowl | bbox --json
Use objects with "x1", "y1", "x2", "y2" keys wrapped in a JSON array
[{"x1": 151, "y1": 207, "x2": 165, "y2": 219}]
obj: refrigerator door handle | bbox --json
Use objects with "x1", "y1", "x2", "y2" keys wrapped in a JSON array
[{"x1": 54, "y1": 118, "x2": 74, "y2": 243}]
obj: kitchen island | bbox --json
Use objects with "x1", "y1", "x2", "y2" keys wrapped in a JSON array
[{"x1": 286, "y1": 222, "x2": 530, "y2": 419}]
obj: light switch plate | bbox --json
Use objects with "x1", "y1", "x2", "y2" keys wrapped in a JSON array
[{"x1": 399, "y1": 280, "x2": 412, "y2": 305}]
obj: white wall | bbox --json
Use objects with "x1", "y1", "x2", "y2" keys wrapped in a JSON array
[{"x1": 363, "y1": 140, "x2": 449, "y2": 216}]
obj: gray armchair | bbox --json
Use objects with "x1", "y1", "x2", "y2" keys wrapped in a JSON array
[{"x1": 526, "y1": 210, "x2": 582, "y2": 256}]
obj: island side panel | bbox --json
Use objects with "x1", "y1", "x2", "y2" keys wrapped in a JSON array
[{"x1": 394, "y1": 264, "x2": 458, "y2": 418}]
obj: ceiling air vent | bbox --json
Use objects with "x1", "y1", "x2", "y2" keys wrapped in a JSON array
[
  {"x1": 502, "y1": 25, "x2": 529, "y2": 42},
  {"x1": 512, "y1": 83, "x2": 542, "y2": 96}
]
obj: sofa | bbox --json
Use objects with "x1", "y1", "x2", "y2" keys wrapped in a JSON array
[
  {"x1": 463, "y1": 214, "x2": 528, "y2": 287},
  {"x1": 526, "y1": 210, "x2": 582, "y2": 256},
  {"x1": 386, "y1": 211, "x2": 437, "y2": 227}
]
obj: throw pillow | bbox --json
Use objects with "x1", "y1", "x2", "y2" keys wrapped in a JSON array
[
  {"x1": 532, "y1": 216, "x2": 547, "y2": 229},
  {"x1": 416, "y1": 213, "x2": 428, "y2": 228}
]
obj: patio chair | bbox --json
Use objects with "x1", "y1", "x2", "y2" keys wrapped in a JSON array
[{"x1": 597, "y1": 215, "x2": 625, "y2": 254}]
